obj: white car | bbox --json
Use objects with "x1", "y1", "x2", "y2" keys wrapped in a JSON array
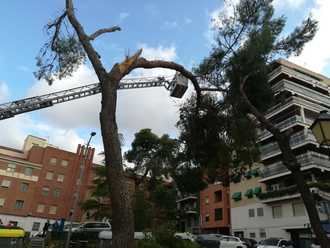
[
  {"x1": 220, "y1": 235, "x2": 248, "y2": 248},
  {"x1": 75, "y1": 222, "x2": 111, "y2": 232},
  {"x1": 257, "y1": 238, "x2": 293, "y2": 248},
  {"x1": 174, "y1": 232, "x2": 196, "y2": 241}
]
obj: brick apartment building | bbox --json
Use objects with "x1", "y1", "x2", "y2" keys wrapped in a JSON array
[
  {"x1": 199, "y1": 183, "x2": 231, "y2": 234},
  {"x1": 0, "y1": 135, "x2": 94, "y2": 233}
]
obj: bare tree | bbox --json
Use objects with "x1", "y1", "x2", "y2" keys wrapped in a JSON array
[{"x1": 36, "y1": 1, "x2": 201, "y2": 247}]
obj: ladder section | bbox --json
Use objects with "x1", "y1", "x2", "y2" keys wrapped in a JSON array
[{"x1": 0, "y1": 77, "x2": 171, "y2": 120}]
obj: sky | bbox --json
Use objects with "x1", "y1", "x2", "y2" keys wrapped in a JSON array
[{"x1": 0, "y1": 0, "x2": 329, "y2": 163}]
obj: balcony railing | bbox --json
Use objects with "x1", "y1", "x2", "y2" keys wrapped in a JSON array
[
  {"x1": 260, "y1": 152, "x2": 330, "y2": 179},
  {"x1": 257, "y1": 115, "x2": 313, "y2": 141},
  {"x1": 272, "y1": 80, "x2": 330, "y2": 107},
  {"x1": 268, "y1": 65, "x2": 329, "y2": 92},
  {"x1": 259, "y1": 130, "x2": 317, "y2": 159}
]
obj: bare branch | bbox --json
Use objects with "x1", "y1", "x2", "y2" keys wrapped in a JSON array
[
  {"x1": 200, "y1": 87, "x2": 228, "y2": 92},
  {"x1": 48, "y1": 11, "x2": 67, "y2": 50},
  {"x1": 89, "y1": 26, "x2": 122, "y2": 41},
  {"x1": 118, "y1": 49, "x2": 143, "y2": 75},
  {"x1": 66, "y1": 0, "x2": 107, "y2": 79}
]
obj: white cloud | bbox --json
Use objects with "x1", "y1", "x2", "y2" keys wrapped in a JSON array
[
  {"x1": 119, "y1": 12, "x2": 130, "y2": 22},
  {"x1": 0, "y1": 81, "x2": 9, "y2": 102},
  {"x1": 289, "y1": 0, "x2": 330, "y2": 73},
  {"x1": 26, "y1": 44, "x2": 187, "y2": 153},
  {"x1": 205, "y1": 0, "x2": 239, "y2": 45},
  {"x1": 184, "y1": 18, "x2": 192, "y2": 24},
  {"x1": 162, "y1": 21, "x2": 178, "y2": 29},
  {"x1": 273, "y1": 0, "x2": 306, "y2": 9}
]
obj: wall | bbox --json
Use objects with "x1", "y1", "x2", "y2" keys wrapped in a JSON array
[{"x1": 200, "y1": 183, "x2": 230, "y2": 233}]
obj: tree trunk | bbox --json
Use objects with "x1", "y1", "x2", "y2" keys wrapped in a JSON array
[
  {"x1": 99, "y1": 73, "x2": 135, "y2": 248},
  {"x1": 291, "y1": 168, "x2": 330, "y2": 248}
]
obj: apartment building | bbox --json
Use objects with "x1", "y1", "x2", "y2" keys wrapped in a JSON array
[
  {"x1": 200, "y1": 182, "x2": 230, "y2": 234},
  {"x1": 177, "y1": 194, "x2": 199, "y2": 233},
  {"x1": 0, "y1": 135, "x2": 94, "y2": 233},
  {"x1": 231, "y1": 59, "x2": 330, "y2": 248}
]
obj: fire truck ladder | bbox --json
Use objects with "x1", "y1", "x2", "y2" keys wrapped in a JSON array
[{"x1": 0, "y1": 74, "x2": 188, "y2": 121}]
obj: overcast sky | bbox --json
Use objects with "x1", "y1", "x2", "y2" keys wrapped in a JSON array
[{"x1": 0, "y1": 0, "x2": 329, "y2": 163}]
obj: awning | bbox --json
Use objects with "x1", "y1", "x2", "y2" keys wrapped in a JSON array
[
  {"x1": 232, "y1": 192, "x2": 242, "y2": 201},
  {"x1": 245, "y1": 189, "x2": 254, "y2": 198},
  {"x1": 254, "y1": 186, "x2": 262, "y2": 196}
]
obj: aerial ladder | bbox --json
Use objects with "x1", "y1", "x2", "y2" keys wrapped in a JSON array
[{"x1": 0, "y1": 73, "x2": 189, "y2": 121}]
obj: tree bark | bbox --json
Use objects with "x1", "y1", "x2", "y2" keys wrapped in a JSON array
[
  {"x1": 100, "y1": 69, "x2": 135, "y2": 248},
  {"x1": 240, "y1": 76, "x2": 330, "y2": 248}
]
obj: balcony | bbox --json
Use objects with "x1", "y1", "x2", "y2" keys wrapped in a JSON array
[
  {"x1": 260, "y1": 152, "x2": 330, "y2": 181},
  {"x1": 272, "y1": 80, "x2": 330, "y2": 108},
  {"x1": 265, "y1": 96, "x2": 328, "y2": 119},
  {"x1": 176, "y1": 194, "x2": 198, "y2": 203},
  {"x1": 257, "y1": 115, "x2": 313, "y2": 141},
  {"x1": 258, "y1": 182, "x2": 330, "y2": 203},
  {"x1": 259, "y1": 130, "x2": 317, "y2": 160},
  {"x1": 268, "y1": 64, "x2": 329, "y2": 92}
]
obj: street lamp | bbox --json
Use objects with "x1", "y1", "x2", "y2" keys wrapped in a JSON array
[
  {"x1": 65, "y1": 131, "x2": 96, "y2": 248},
  {"x1": 310, "y1": 110, "x2": 330, "y2": 151}
]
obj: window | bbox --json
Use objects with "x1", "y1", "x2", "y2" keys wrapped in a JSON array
[
  {"x1": 49, "y1": 158, "x2": 57, "y2": 165},
  {"x1": 7, "y1": 164, "x2": 16, "y2": 172},
  {"x1": 61, "y1": 160, "x2": 69, "y2": 167},
  {"x1": 205, "y1": 215, "x2": 210, "y2": 222},
  {"x1": 15, "y1": 200, "x2": 24, "y2": 209},
  {"x1": 214, "y1": 190, "x2": 223, "y2": 202},
  {"x1": 20, "y1": 182, "x2": 29, "y2": 192},
  {"x1": 250, "y1": 232, "x2": 256, "y2": 238},
  {"x1": 37, "y1": 204, "x2": 45, "y2": 213},
  {"x1": 42, "y1": 187, "x2": 50, "y2": 196},
  {"x1": 214, "y1": 208, "x2": 223, "y2": 221},
  {"x1": 260, "y1": 229, "x2": 267, "y2": 239},
  {"x1": 46, "y1": 172, "x2": 54, "y2": 180},
  {"x1": 292, "y1": 202, "x2": 305, "y2": 216},
  {"x1": 32, "y1": 222, "x2": 40, "y2": 231},
  {"x1": 257, "y1": 207, "x2": 264, "y2": 217},
  {"x1": 205, "y1": 197, "x2": 209, "y2": 205},
  {"x1": 0, "y1": 198, "x2": 5, "y2": 207},
  {"x1": 53, "y1": 188, "x2": 61, "y2": 198},
  {"x1": 24, "y1": 167, "x2": 33, "y2": 176},
  {"x1": 1, "y1": 180, "x2": 11, "y2": 188},
  {"x1": 49, "y1": 206, "x2": 57, "y2": 215},
  {"x1": 272, "y1": 205, "x2": 282, "y2": 218},
  {"x1": 248, "y1": 208, "x2": 255, "y2": 218},
  {"x1": 57, "y1": 174, "x2": 64, "y2": 182}
]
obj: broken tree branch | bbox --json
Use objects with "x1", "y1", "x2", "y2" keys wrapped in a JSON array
[
  {"x1": 89, "y1": 26, "x2": 122, "y2": 40},
  {"x1": 130, "y1": 56, "x2": 202, "y2": 104}
]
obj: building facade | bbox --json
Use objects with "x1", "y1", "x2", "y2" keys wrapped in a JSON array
[
  {"x1": 231, "y1": 60, "x2": 330, "y2": 248},
  {"x1": 0, "y1": 135, "x2": 94, "y2": 234},
  {"x1": 176, "y1": 194, "x2": 199, "y2": 233},
  {"x1": 200, "y1": 182, "x2": 230, "y2": 234}
]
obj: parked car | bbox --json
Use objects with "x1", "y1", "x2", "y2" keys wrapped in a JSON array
[
  {"x1": 195, "y1": 234, "x2": 221, "y2": 248},
  {"x1": 174, "y1": 232, "x2": 196, "y2": 241},
  {"x1": 241, "y1": 238, "x2": 258, "y2": 248},
  {"x1": 257, "y1": 238, "x2": 294, "y2": 248},
  {"x1": 219, "y1": 235, "x2": 248, "y2": 248},
  {"x1": 99, "y1": 231, "x2": 152, "y2": 248},
  {"x1": 74, "y1": 222, "x2": 111, "y2": 233}
]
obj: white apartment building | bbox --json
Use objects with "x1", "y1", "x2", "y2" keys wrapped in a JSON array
[{"x1": 231, "y1": 60, "x2": 330, "y2": 248}]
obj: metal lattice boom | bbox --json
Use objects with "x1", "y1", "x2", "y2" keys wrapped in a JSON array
[{"x1": 0, "y1": 76, "x2": 173, "y2": 120}]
